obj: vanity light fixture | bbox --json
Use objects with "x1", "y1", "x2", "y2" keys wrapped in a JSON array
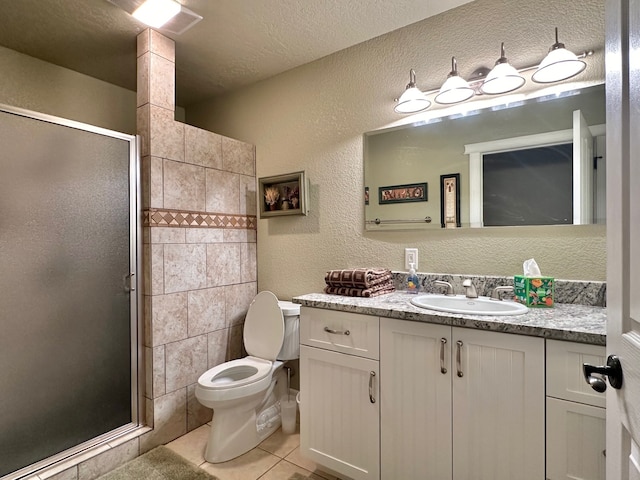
[
  {"x1": 393, "y1": 28, "x2": 592, "y2": 114},
  {"x1": 480, "y1": 43, "x2": 526, "y2": 95},
  {"x1": 132, "y1": 0, "x2": 181, "y2": 28},
  {"x1": 532, "y1": 28, "x2": 587, "y2": 83},
  {"x1": 435, "y1": 57, "x2": 475, "y2": 105},
  {"x1": 394, "y1": 69, "x2": 432, "y2": 114}
]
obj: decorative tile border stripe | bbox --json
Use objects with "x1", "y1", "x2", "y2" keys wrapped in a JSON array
[{"x1": 143, "y1": 208, "x2": 257, "y2": 229}]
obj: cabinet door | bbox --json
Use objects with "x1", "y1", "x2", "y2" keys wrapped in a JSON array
[
  {"x1": 452, "y1": 328, "x2": 545, "y2": 480},
  {"x1": 546, "y1": 340, "x2": 606, "y2": 408},
  {"x1": 380, "y1": 319, "x2": 452, "y2": 480},
  {"x1": 300, "y1": 345, "x2": 379, "y2": 480},
  {"x1": 546, "y1": 397, "x2": 606, "y2": 480}
]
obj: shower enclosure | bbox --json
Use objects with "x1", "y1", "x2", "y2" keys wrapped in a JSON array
[{"x1": 0, "y1": 105, "x2": 140, "y2": 478}]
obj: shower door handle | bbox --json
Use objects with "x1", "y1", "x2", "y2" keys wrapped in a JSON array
[{"x1": 124, "y1": 272, "x2": 136, "y2": 292}]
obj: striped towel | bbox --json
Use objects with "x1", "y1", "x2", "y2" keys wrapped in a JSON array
[
  {"x1": 324, "y1": 268, "x2": 392, "y2": 288},
  {"x1": 324, "y1": 283, "x2": 396, "y2": 298}
]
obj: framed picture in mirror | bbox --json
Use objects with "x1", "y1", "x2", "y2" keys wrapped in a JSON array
[
  {"x1": 259, "y1": 171, "x2": 308, "y2": 218},
  {"x1": 440, "y1": 173, "x2": 461, "y2": 228},
  {"x1": 378, "y1": 182, "x2": 427, "y2": 205}
]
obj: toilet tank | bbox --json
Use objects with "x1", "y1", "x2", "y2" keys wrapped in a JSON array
[{"x1": 277, "y1": 301, "x2": 300, "y2": 360}]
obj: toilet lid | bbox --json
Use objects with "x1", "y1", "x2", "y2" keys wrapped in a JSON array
[{"x1": 244, "y1": 291, "x2": 285, "y2": 361}]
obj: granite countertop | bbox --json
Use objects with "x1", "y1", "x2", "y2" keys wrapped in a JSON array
[{"x1": 292, "y1": 291, "x2": 606, "y2": 345}]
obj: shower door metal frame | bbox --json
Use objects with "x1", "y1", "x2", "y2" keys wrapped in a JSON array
[{"x1": 0, "y1": 103, "x2": 143, "y2": 480}]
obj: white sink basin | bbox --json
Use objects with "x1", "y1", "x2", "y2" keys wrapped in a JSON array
[{"x1": 410, "y1": 294, "x2": 528, "y2": 316}]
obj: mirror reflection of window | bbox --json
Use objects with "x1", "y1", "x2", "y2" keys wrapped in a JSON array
[{"x1": 482, "y1": 144, "x2": 573, "y2": 226}]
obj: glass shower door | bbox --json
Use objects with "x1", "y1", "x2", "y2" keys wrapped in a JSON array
[{"x1": 0, "y1": 107, "x2": 139, "y2": 477}]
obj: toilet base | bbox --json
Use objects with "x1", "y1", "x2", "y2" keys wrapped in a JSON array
[{"x1": 203, "y1": 369, "x2": 285, "y2": 463}]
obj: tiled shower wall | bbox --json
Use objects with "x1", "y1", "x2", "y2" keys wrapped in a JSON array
[{"x1": 136, "y1": 29, "x2": 258, "y2": 451}]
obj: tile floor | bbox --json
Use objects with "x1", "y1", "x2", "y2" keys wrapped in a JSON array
[{"x1": 165, "y1": 423, "x2": 340, "y2": 480}]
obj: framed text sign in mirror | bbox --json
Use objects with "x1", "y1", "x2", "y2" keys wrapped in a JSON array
[{"x1": 363, "y1": 83, "x2": 606, "y2": 230}]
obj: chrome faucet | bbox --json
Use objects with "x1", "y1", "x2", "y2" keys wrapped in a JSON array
[
  {"x1": 462, "y1": 279, "x2": 478, "y2": 299},
  {"x1": 490, "y1": 285, "x2": 514, "y2": 300},
  {"x1": 433, "y1": 280, "x2": 454, "y2": 296}
]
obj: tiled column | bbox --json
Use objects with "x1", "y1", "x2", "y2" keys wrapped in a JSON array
[{"x1": 136, "y1": 29, "x2": 258, "y2": 452}]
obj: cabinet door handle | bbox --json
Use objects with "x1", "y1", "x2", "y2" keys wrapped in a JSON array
[
  {"x1": 369, "y1": 371, "x2": 376, "y2": 403},
  {"x1": 456, "y1": 340, "x2": 464, "y2": 377},
  {"x1": 324, "y1": 327, "x2": 350, "y2": 335},
  {"x1": 440, "y1": 338, "x2": 448, "y2": 374}
]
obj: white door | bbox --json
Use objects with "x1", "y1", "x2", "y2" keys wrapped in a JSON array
[
  {"x1": 573, "y1": 109, "x2": 594, "y2": 224},
  {"x1": 604, "y1": 0, "x2": 640, "y2": 478}
]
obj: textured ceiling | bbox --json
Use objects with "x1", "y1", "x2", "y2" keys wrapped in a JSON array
[{"x1": 0, "y1": 0, "x2": 472, "y2": 107}]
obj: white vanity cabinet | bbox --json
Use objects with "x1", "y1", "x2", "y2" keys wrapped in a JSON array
[
  {"x1": 299, "y1": 307, "x2": 380, "y2": 480},
  {"x1": 380, "y1": 317, "x2": 545, "y2": 480},
  {"x1": 546, "y1": 340, "x2": 607, "y2": 480}
]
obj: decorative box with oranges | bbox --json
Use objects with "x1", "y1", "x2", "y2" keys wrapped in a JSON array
[{"x1": 514, "y1": 275, "x2": 554, "y2": 308}]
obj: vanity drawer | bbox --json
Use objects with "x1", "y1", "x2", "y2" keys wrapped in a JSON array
[
  {"x1": 300, "y1": 307, "x2": 379, "y2": 360},
  {"x1": 546, "y1": 339, "x2": 606, "y2": 408}
]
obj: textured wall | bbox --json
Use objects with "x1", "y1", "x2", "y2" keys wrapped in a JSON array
[
  {"x1": 0, "y1": 45, "x2": 136, "y2": 134},
  {"x1": 136, "y1": 30, "x2": 258, "y2": 451},
  {"x1": 187, "y1": 0, "x2": 607, "y2": 300}
]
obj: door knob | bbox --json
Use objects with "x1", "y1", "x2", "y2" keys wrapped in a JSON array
[{"x1": 583, "y1": 355, "x2": 623, "y2": 392}]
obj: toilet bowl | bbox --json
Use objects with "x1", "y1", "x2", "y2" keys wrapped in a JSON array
[{"x1": 195, "y1": 290, "x2": 299, "y2": 463}]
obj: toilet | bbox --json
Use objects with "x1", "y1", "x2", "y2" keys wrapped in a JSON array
[{"x1": 195, "y1": 291, "x2": 300, "y2": 463}]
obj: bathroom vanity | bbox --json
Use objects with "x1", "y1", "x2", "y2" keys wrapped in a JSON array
[{"x1": 294, "y1": 291, "x2": 607, "y2": 480}]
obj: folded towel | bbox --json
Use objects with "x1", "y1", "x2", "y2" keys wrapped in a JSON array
[
  {"x1": 325, "y1": 268, "x2": 392, "y2": 288},
  {"x1": 324, "y1": 283, "x2": 396, "y2": 298}
]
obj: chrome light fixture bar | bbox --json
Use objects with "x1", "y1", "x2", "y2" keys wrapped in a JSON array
[{"x1": 394, "y1": 28, "x2": 591, "y2": 114}]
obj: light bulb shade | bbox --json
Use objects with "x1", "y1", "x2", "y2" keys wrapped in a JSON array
[
  {"x1": 532, "y1": 48, "x2": 587, "y2": 83},
  {"x1": 132, "y1": 0, "x2": 181, "y2": 28},
  {"x1": 435, "y1": 75, "x2": 475, "y2": 104},
  {"x1": 480, "y1": 62, "x2": 525, "y2": 95},
  {"x1": 394, "y1": 87, "x2": 431, "y2": 114}
]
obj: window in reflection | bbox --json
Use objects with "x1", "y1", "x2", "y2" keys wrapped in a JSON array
[{"x1": 483, "y1": 144, "x2": 573, "y2": 226}]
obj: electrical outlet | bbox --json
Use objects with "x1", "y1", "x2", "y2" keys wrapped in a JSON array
[{"x1": 405, "y1": 248, "x2": 418, "y2": 270}]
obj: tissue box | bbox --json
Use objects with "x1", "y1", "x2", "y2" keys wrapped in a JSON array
[{"x1": 514, "y1": 275, "x2": 554, "y2": 307}]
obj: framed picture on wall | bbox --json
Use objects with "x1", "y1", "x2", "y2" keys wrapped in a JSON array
[
  {"x1": 440, "y1": 173, "x2": 461, "y2": 228},
  {"x1": 258, "y1": 171, "x2": 309, "y2": 218}
]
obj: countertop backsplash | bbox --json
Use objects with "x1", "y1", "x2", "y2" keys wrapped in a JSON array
[{"x1": 391, "y1": 272, "x2": 606, "y2": 307}]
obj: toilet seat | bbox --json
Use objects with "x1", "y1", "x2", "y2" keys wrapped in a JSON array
[
  {"x1": 196, "y1": 358, "x2": 284, "y2": 402},
  {"x1": 197, "y1": 356, "x2": 272, "y2": 390}
]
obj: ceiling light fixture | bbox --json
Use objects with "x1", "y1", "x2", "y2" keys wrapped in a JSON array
[
  {"x1": 480, "y1": 42, "x2": 526, "y2": 95},
  {"x1": 132, "y1": 0, "x2": 181, "y2": 29},
  {"x1": 532, "y1": 28, "x2": 587, "y2": 83},
  {"x1": 435, "y1": 57, "x2": 475, "y2": 105},
  {"x1": 394, "y1": 69, "x2": 431, "y2": 114}
]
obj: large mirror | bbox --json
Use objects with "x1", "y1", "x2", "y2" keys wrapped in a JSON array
[{"x1": 364, "y1": 83, "x2": 606, "y2": 230}]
